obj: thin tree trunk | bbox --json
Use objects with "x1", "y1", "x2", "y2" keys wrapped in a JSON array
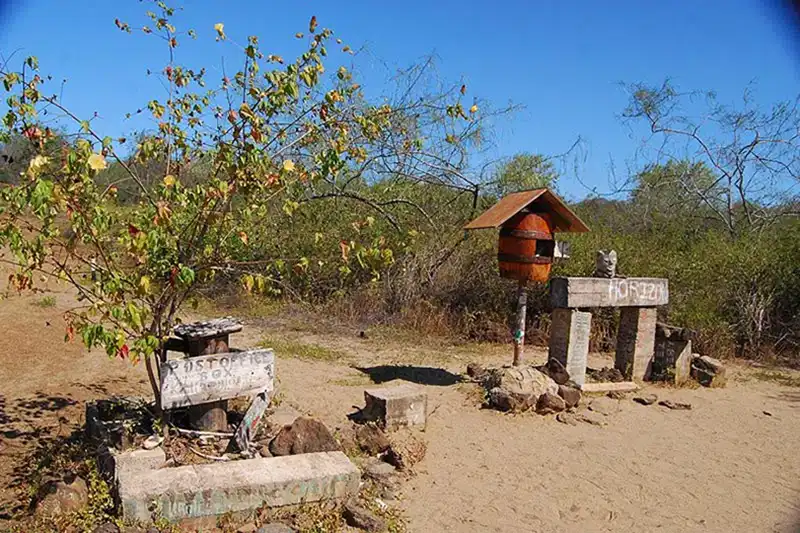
[{"x1": 512, "y1": 280, "x2": 528, "y2": 366}]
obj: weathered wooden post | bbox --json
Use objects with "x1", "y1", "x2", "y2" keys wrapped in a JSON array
[
  {"x1": 173, "y1": 317, "x2": 243, "y2": 431},
  {"x1": 512, "y1": 280, "x2": 528, "y2": 366},
  {"x1": 463, "y1": 189, "x2": 590, "y2": 366}
]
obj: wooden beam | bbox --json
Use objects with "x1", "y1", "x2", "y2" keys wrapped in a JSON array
[{"x1": 550, "y1": 277, "x2": 669, "y2": 308}]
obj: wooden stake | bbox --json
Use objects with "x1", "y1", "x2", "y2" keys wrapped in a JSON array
[
  {"x1": 186, "y1": 334, "x2": 230, "y2": 432},
  {"x1": 512, "y1": 280, "x2": 528, "y2": 366}
]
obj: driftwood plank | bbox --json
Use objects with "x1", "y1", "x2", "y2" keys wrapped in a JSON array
[
  {"x1": 233, "y1": 392, "x2": 270, "y2": 451},
  {"x1": 160, "y1": 349, "x2": 275, "y2": 410},
  {"x1": 579, "y1": 381, "x2": 639, "y2": 393},
  {"x1": 550, "y1": 277, "x2": 669, "y2": 308},
  {"x1": 173, "y1": 317, "x2": 243, "y2": 341}
]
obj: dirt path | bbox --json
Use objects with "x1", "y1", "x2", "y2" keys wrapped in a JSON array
[{"x1": 1, "y1": 287, "x2": 799, "y2": 532}]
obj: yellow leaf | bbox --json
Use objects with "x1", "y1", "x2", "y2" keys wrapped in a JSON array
[
  {"x1": 282, "y1": 160, "x2": 295, "y2": 172},
  {"x1": 139, "y1": 276, "x2": 151, "y2": 295},
  {"x1": 469, "y1": 104, "x2": 478, "y2": 114},
  {"x1": 214, "y1": 23, "x2": 225, "y2": 39},
  {"x1": 163, "y1": 174, "x2": 176, "y2": 188},
  {"x1": 28, "y1": 155, "x2": 49, "y2": 173},
  {"x1": 238, "y1": 231, "x2": 248, "y2": 245},
  {"x1": 88, "y1": 153, "x2": 107, "y2": 171}
]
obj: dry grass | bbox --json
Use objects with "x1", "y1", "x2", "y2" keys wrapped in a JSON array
[{"x1": 258, "y1": 335, "x2": 348, "y2": 362}]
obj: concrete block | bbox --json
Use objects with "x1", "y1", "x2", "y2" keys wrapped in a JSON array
[
  {"x1": 119, "y1": 451, "x2": 360, "y2": 522},
  {"x1": 548, "y1": 309, "x2": 591, "y2": 386},
  {"x1": 653, "y1": 336, "x2": 693, "y2": 386},
  {"x1": 550, "y1": 277, "x2": 669, "y2": 308},
  {"x1": 615, "y1": 307, "x2": 657, "y2": 382},
  {"x1": 363, "y1": 382, "x2": 427, "y2": 430}
]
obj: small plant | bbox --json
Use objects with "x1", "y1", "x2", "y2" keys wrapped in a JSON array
[
  {"x1": 258, "y1": 336, "x2": 346, "y2": 362},
  {"x1": 32, "y1": 295, "x2": 56, "y2": 308}
]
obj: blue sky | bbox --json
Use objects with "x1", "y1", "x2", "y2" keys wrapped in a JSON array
[{"x1": 1, "y1": 0, "x2": 798, "y2": 200}]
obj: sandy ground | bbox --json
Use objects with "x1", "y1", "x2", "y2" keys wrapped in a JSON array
[{"x1": 1, "y1": 283, "x2": 799, "y2": 533}]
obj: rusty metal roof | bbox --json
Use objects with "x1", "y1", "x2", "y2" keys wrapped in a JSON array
[{"x1": 463, "y1": 188, "x2": 590, "y2": 233}]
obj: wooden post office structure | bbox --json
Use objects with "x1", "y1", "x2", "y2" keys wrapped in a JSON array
[{"x1": 463, "y1": 188, "x2": 590, "y2": 366}]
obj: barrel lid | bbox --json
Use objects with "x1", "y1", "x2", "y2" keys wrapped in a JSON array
[{"x1": 463, "y1": 188, "x2": 590, "y2": 233}]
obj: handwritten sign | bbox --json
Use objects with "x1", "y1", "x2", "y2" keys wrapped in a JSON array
[
  {"x1": 550, "y1": 277, "x2": 669, "y2": 308},
  {"x1": 233, "y1": 392, "x2": 270, "y2": 451},
  {"x1": 160, "y1": 349, "x2": 275, "y2": 410}
]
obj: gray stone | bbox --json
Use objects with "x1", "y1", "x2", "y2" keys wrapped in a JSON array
[
  {"x1": 536, "y1": 392, "x2": 566, "y2": 414},
  {"x1": 548, "y1": 309, "x2": 591, "y2": 386},
  {"x1": 257, "y1": 525, "x2": 296, "y2": 533},
  {"x1": 653, "y1": 333, "x2": 693, "y2": 386},
  {"x1": 615, "y1": 307, "x2": 657, "y2": 382},
  {"x1": 587, "y1": 397, "x2": 619, "y2": 416},
  {"x1": 343, "y1": 502, "x2": 387, "y2": 532},
  {"x1": 363, "y1": 460, "x2": 397, "y2": 480},
  {"x1": 692, "y1": 355, "x2": 727, "y2": 387},
  {"x1": 363, "y1": 382, "x2": 427, "y2": 430},
  {"x1": 142, "y1": 434, "x2": 163, "y2": 450},
  {"x1": 557, "y1": 384, "x2": 581, "y2": 409},
  {"x1": 556, "y1": 411, "x2": 578, "y2": 425},
  {"x1": 575, "y1": 411, "x2": 607, "y2": 427},
  {"x1": 36, "y1": 477, "x2": 89, "y2": 516},
  {"x1": 550, "y1": 277, "x2": 669, "y2": 308},
  {"x1": 119, "y1": 452, "x2": 360, "y2": 522},
  {"x1": 633, "y1": 394, "x2": 658, "y2": 406},
  {"x1": 487, "y1": 387, "x2": 534, "y2": 412},
  {"x1": 269, "y1": 417, "x2": 341, "y2": 456},
  {"x1": 658, "y1": 399, "x2": 692, "y2": 410}
]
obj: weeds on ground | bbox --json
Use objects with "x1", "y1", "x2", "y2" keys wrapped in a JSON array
[
  {"x1": 750, "y1": 369, "x2": 800, "y2": 388},
  {"x1": 258, "y1": 336, "x2": 347, "y2": 362},
  {"x1": 32, "y1": 295, "x2": 56, "y2": 308}
]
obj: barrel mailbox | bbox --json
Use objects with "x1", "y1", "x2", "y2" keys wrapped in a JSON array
[
  {"x1": 497, "y1": 209, "x2": 555, "y2": 282},
  {"x1": 464, "y1": 188, "x2": 589, "y2": 280},
  {"x1": 464, "y1": 188, "x2": 590, "y2": 366}
]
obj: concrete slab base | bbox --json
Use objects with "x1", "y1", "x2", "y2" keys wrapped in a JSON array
[{"x1": 118, "y1": 451, "x2": 360, "y2": 522}]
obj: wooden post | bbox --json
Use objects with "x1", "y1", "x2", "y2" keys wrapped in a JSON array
[
  {"x1": 173, "y1": 317, "x2": 243, "y2": 433},
  {"x1": 186, "y1": 334, "x2": 230, "y2": 432},
  {"x1": 512, "y1": 280, "x2": 528, "y2": 366}
]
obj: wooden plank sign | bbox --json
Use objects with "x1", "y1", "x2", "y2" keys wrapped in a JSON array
[
  {"x1": 233, "y1": 392, "x2": 270, "y2": 452},
  {"x1": 160, "y1": 349, "x2": 275, "y2": 410},
  {"x1": 550, "y1": 277, "x2": 669, "y2": 308}
]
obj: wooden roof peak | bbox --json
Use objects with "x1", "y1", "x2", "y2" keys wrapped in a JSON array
[{"x1": 463, "y1": 188, "x2": 590, "y2": 233}]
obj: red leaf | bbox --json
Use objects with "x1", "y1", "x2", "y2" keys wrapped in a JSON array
[
  {"x1": 128, "y1": 224, "x2": 140, "y2": 236},
  {"x1": 118, "y1": 344, "x2": 129, "y2": 359}
]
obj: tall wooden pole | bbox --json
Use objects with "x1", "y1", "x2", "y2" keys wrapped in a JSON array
[{"x1": 512, "y1": 280, "x2": 528, "y2": 366}]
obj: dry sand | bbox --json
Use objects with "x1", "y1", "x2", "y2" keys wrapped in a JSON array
[{"x1": 1, "y1": 285, "x2": 799, "y2": 532}]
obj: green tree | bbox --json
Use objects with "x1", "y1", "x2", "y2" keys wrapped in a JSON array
[
  {"x1": 487, "y1": 153, "x2": 558, "y2": 198},
  {"x1": 0, "y1": 3, "x2": 488, "y2": 405}
]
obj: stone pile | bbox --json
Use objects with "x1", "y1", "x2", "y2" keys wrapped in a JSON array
[{"x1": 472, "y1": 359, "x2": 582, "y2": 415}]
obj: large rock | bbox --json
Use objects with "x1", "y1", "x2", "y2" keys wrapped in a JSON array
[
  {"x1": 36, "y1": 477, "x2": 88, "y2": 516},
  {"x1": 486, "y1": 367, "x2": 558, "y2": 398},
  {"x1": 269, "y1": 417, "x2": 341, "y2": 456},
  {"x1": 487, "y1": 387, "x2": 535, "y2": 412},
  {"x1": 536, "y1": 392, "x2": 566, "y2": 414},
  {"x1": 557, "y1": 384, "x2": 581, "y2": 409},
  {"x1": 355, "y1": 423, "x2": 391, "y2": 456}
]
